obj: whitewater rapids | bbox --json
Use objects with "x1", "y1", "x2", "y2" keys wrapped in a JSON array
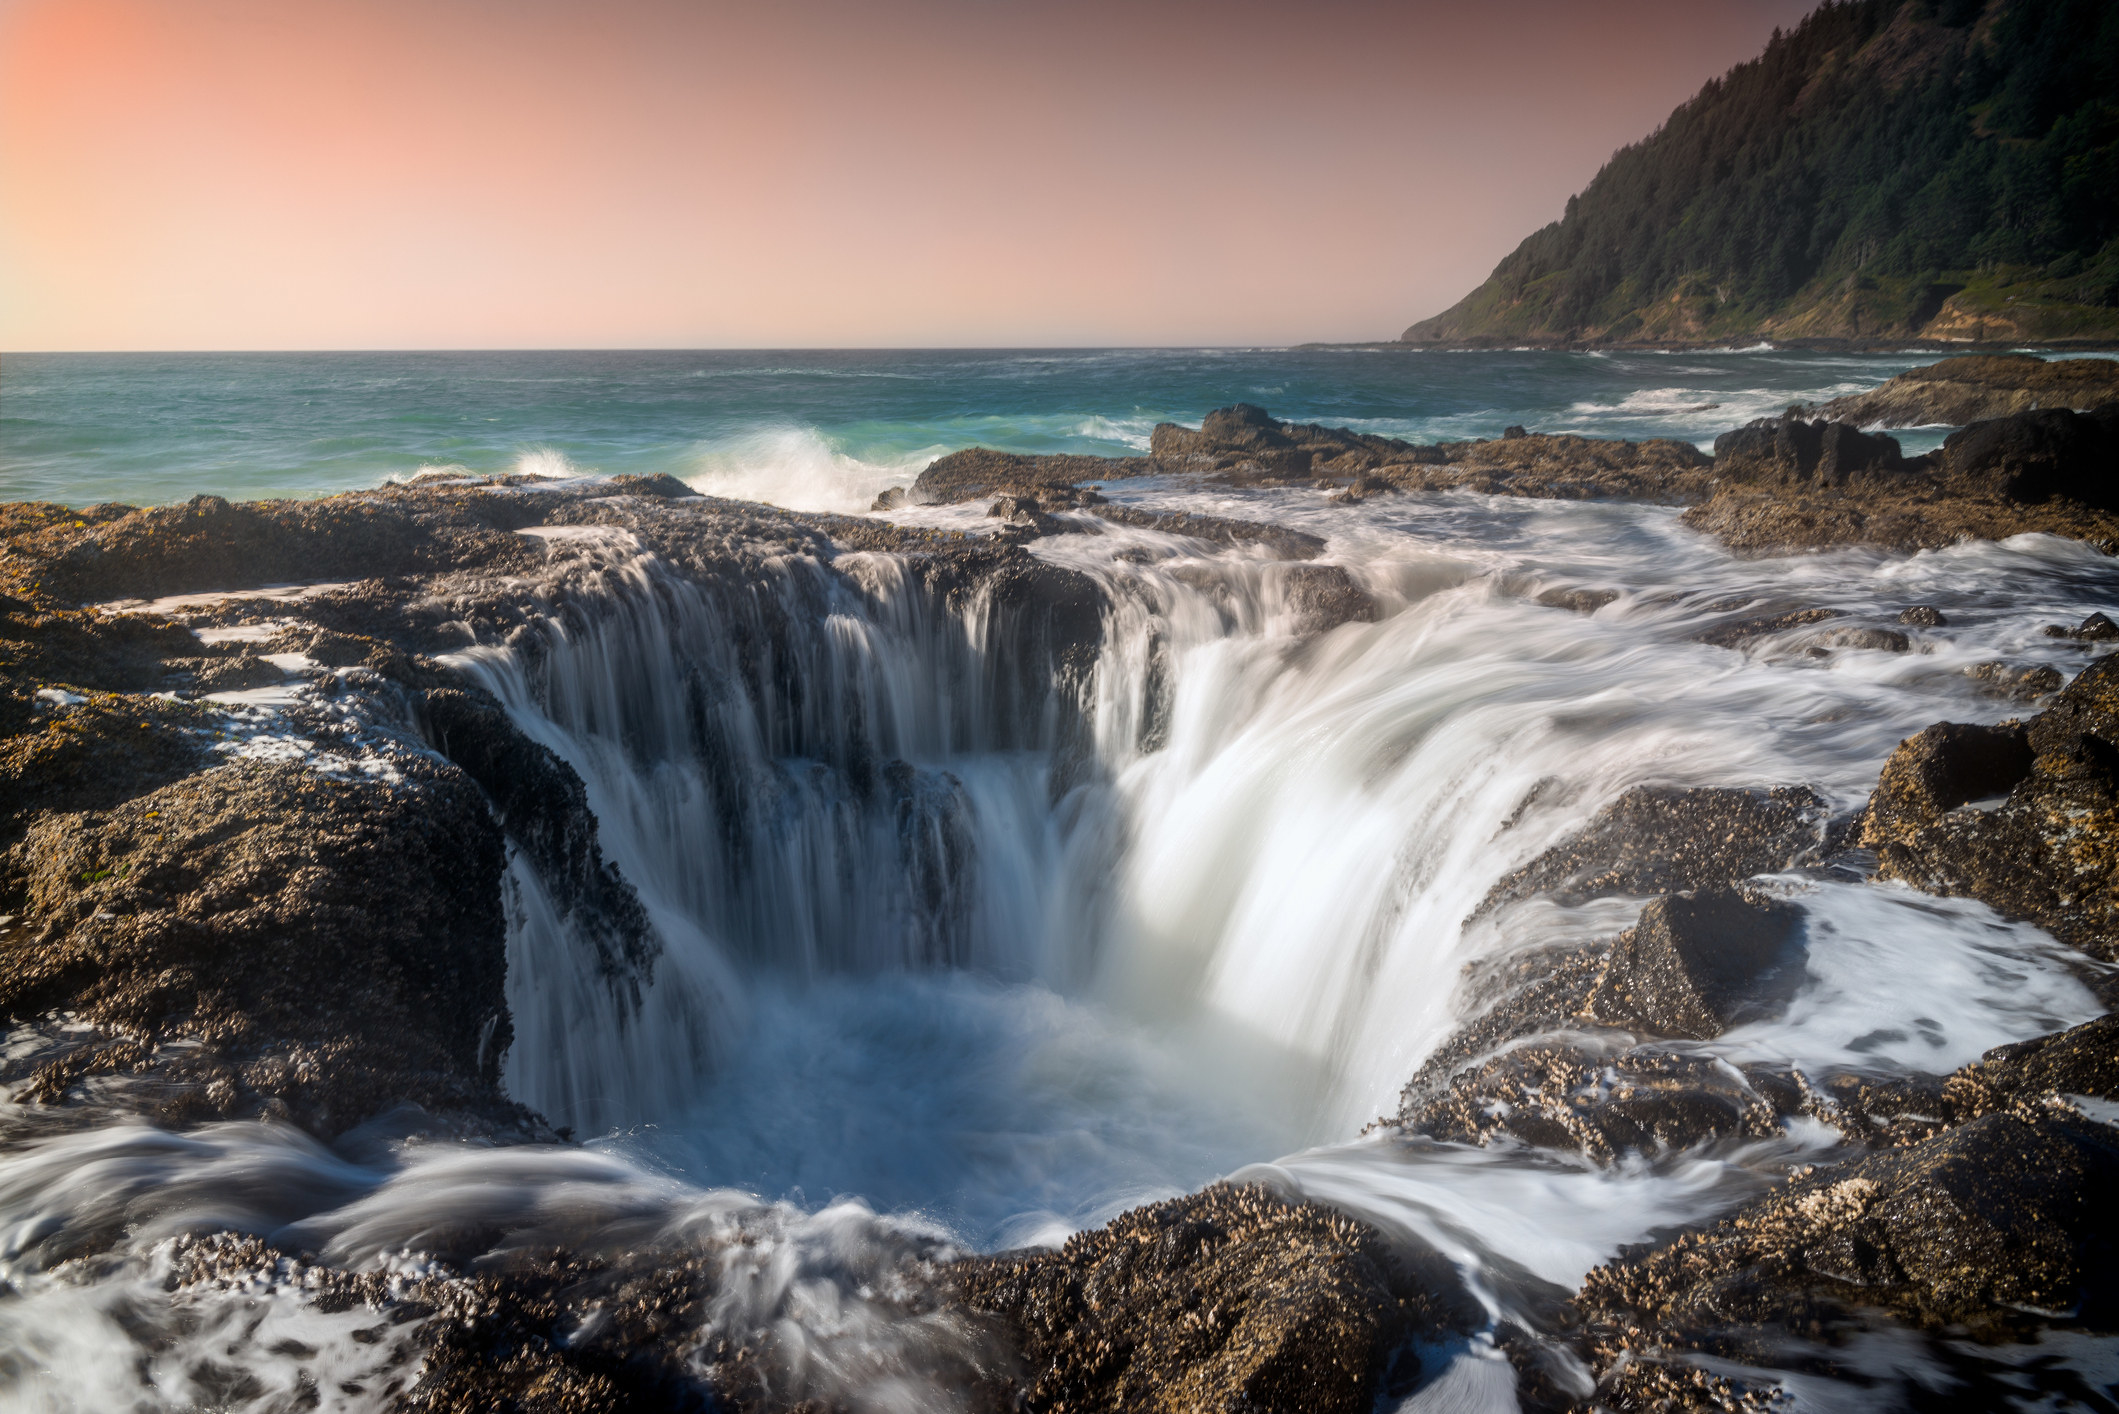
[{"x1": 1, "y1": 477, "x2": 2112, "y2": 1411}]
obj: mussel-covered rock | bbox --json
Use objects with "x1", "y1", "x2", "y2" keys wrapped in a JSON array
[
  {"x1": 1583, "y1": 887, "x2": 1805, "y2": 1040},
  {"x1": 954, "y1": 1183, "x2": 1474, "y2": 1414}
]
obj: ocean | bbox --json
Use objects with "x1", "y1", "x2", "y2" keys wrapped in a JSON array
[{"x1": 0, "y1": 345, "x2": 1987, "y2": 510}]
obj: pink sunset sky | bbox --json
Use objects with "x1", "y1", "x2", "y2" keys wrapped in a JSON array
[{"x1": 0, "y1": 0, "x2": 1816, "y2": 350}]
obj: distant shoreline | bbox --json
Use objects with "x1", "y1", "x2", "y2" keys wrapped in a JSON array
[{"x1": 1303, "y1": 338, "x2": 2119, "y2": 354}]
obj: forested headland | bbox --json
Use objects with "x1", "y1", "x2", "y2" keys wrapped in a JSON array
[{"x1": 1404, "y1": 0, "x2": 2119, "y2": 347}]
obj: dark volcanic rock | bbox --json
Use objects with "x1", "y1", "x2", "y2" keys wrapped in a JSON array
[
  {"x1": 1396, "y1": 1027, "x2": 1789, "y2": 1162},
  {"x1": 954, "y1": 1183, "x2": 1471, "y2": 1414},
  {"x1": 1711, "y1": 412, "x2": 1919, "y2": 492},
  {"x1": 1278, "y1": 563, "x2": 1381, "y2": 633},
  {"x1": 422, "y1": 688, "x2": 655, "y2": 985},
  {"x1": 1862, "y1": 720, "x2": 2032, "y2": 845},
  {"x1": 1480, "y1": 784, "x2": 1828, "y2": 915},
  {"x1": 1862, "y1": 657, "x2": 2119, "y2": 959},
  {"x1": 0, "y1": 756, "x2": 517, "y2": 1134},
  {"x1": 1897, "y1": 604, "x2": 1948, "y2": 627},
  {"x1": 1578, "y1": 1110, "x2": 2119, "y2": 1346},
  {"x1": 1087, "y1": 504, "x2": 1326, "y2": 561},
  {"x1": 1936, "y1": 403, "x2": 2119, "y2": 508},
  {"x1": 2045, "y1": 610, "x2": 2119, "y2": 641},
  {"x1": 1942, "y1": 1014, "x2": 2119, "y2": 1122},
  {"x1": 910, "y1": 448, "x2": 1153, "y2": 505},
  {"x1": 1583, "y1": 888, "x2": 1804, "y2": 1040},
  {"x1": 1819, "y1": 354, "x2": 2119, "y2": 428},
  {"x1": 1968, "y1": 659, "x2": 2065, "y2": 701},
  {"x1": 1682, "y1": 403, "x2": 2119, "y2": 556}
]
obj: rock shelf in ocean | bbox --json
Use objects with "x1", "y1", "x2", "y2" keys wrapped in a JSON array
[
  {"x1": 1818, "y1": 353, "x2": 2119, "y2": 429},
  {"x1": 4, "y1": 400, "x2": 2119, "y2": 1412},
  {"x1": 873, "y1": 397, "x2": 2119, "y2": 559}
]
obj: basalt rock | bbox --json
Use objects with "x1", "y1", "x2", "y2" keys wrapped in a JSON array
[
  {"x1": 1941, "y1": 1013, "x2": 2119, "y2": 1123},
  {"x1": 2044, "y1": 610, "x2": 2119, "y2": 641},
  {"x1": 1397, "y1": 1032, "x2": 1790, "y2": 1162},
  {"x1": 1862, "y1": 656, "x2": 2119, "y2": 960},
  {"x1": 1582, "y1": 887, "x2": 1805, "y2": 1040},
  {"x1": 1935, "y1": 403, "x2": 2119, "y2": 508},
  {"x1": 1682, "y1": 403, "x2": 2119, "y2": 555},
  {"x1": 1710, "y1": 412, "x2": 1921, "y2": 493},
  {"x1": 1577, "y1": 1110, "x2": 2119, "y2": 1354},
  {"x1": 421, "y1": 688, "x2": 656, "y2": 984},
  {"x1": 1087, "y1": 504, "x2": 1326, "y2": 561},
  {"x1": 1819, "y1": 354, "x2": 2119, "y2": 429},
  {"x1": 1861, "y1": 720, "x2": 2032, "y2": 845},
  {"x1": 1277, "y1": 563, "x2": 1380, "y2": 633},
  {"x1": 1479, "y1": 784, "x2": 1829, "y2": 915},
  {"x1": 953, "y1": 1183, "x2": 1474, "y2": 1414},
  {"x1": 909, "y1": 448, "x2": 1153, "y2": 505},
  {"x1": 0, "y1": 753, "x2": 519, "y2": 1135}
]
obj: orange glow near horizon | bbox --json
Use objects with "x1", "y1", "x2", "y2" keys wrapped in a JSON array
[{"x1": 0, "y1": 0, "x2": 1817, "y2": 350}]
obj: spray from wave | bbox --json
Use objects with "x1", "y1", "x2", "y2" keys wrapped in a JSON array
[{"x1": 683, "y1": 426, "x2": 937, "y2": 514}]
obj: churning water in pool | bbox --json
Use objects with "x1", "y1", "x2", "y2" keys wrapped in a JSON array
[{"x1": 1, "y1": 349, "x2": 2114, "y2": 1410}]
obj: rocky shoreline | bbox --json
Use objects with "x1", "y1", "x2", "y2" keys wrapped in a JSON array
[{"x1": 3, "y1": 391, "x2": 2118, "y2": 1411}]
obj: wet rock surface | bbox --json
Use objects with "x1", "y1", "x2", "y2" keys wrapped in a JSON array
[
  {"x1": 1479, "y1": 784, "x2": 1829, "y2": 915},
  {"x1": 1683, "y1": 404, "x2": 2119, "y2": 555},
  {"x1": 1863, "y1": 655, "x2": 2119, "y2": 960},
  {"x1": 1576, "y1": 1111, "x2": 2119, "y2": 1377},
  {"x1": 0, "y1": 755, "x2": 522, "y2": 1135},
  {"x1": 1818, "y1": 353, "x2": 2119, "y2": 428},
  {"x1": 881, "y1": 400, "x2": 2119, "y2": 561},
  {"x1": 1582, "y1": 887, "x2": 1805, "y2": 1041},
  {"x1": 0, "y1": 475, "x2": 1120, "y2": 1136},
  {"x1": 953, "y1": 1183, "x2": 1475, "y2": 1414}
]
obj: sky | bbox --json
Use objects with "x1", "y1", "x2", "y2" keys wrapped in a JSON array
[{"x1": 0, "y1": 0, "x2": 1817, "y2": 350}]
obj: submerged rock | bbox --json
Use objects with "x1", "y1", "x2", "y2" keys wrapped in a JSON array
[{"x1": 1087, "y1": 503, "x2": 1326, "y2": 561}]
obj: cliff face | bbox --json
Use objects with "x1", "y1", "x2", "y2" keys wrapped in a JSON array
[{"x1": 1404, "y1": 0, "x2": 2119, "y2": 347}]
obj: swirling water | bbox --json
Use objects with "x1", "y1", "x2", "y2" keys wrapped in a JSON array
[{"x1": 2, "y1": 350, "x2": 2116, "y2": 1410}]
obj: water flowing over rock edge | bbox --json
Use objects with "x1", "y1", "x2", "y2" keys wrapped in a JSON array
[{"x1": 0, "y1": 407, "x2": 2116, "y2": 1412}]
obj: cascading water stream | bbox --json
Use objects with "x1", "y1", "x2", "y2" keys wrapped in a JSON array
[{"x1": 3, "y1": 480, "x2": 2114, "y2": 1412}]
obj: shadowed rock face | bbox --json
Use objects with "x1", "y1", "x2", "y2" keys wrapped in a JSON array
[
  {"x1": 1819, "y1": 354, "x2": 2119, "y2": 428},
  {"x1": 1711, "y1": 413, "x2": 1920, "y2": 493},
  {"x1": 1937, "y1": 403, "x2": 2119, "y2": 508},
  {"x1": 1583, "y1": 888, "x2": 1805, "y2": 1041},
  {"x1": 953, "y1": 1184, "x2": 1475, "y2": 1414},
  {"x1": 1862, "y1": 655, "x2": 2119, "y2": 960}
]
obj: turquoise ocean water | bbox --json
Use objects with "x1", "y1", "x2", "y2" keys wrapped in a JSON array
[{"x1": 0, "y1": 346, "x2": 2005, "y2": 513}]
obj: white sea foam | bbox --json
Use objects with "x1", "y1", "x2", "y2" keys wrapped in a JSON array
[{"x1": 684, "y1": 425, "x2": 937, "y2": 514}]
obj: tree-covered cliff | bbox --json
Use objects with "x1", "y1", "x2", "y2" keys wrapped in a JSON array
[{"x1": 1404, "y1": 0, "x2": 2119, "y2": 346}]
